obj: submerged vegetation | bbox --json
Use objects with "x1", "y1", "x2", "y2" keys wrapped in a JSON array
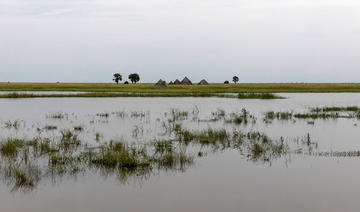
[
  {"x1": 264, "y1": 105, "x2": 360, "y2": 122},
  {"x1": 47, "y1": 112, "x2": 67, "y2": 119},
  {"x1": 1, "y1": 105, "x2": 360, "y2": 193},
  {"x1": 225, "y1": 109, "x2": 257, "y2": 125},
  {"x1": 4, "y1": 120, "x2": 21, "y2": 129},
  {"x1": 310, "y1": 106, "x2": 360, "y2": 113}
]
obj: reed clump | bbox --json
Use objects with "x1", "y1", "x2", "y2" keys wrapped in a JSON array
[
  {"x1": 264, "y1": 111, "x2": 293, "y2": 120},
  {"x1": 311, "y1": 106, "x2": 360, "y2": 113},
  {"x1": 225, "y1": 109, "x2": 256, "y2": 125},
  {"x1": 91, "y1": 141, "x2": 150, "y2": 169},
  {"x1": 4, "y1": 120, "x2": 21, "y2": 129},
  {"x1": 44, "y1": 125, "x2": 57, "y2": 130},
  {"x1": 0, "y1": 139, "x2": 25, "y2": 157},
  {"x1": 151, "y1": 140, "x2": 193, "y2": 169},
  {"x1": 47, "y1": 113, "x2": 67, "y2": 119},
  {"x1": 4, "y1": 163, "x2": 41, "y2": 192}
]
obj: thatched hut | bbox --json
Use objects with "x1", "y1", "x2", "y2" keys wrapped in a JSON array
[
  {"x1": 198, "y1": 79, "x2": 209, "y2": 85},
  {"x1": 181, "y1": 77, "x2": 192, "y2": 85},
  {"x1": 173, "y1": 79, "x2": 181, "y2": 85},
  {"x1": 155, "y1": 79, "x2": 166, "y2": 87},
  {"x1": 169, "y1": 81, "x2": 174, "y2": 85}
]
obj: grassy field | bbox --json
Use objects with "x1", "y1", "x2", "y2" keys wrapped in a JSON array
[
  {"x1": 0, "y1": 92, "x2": 283, "y2": 99},
  {"x1": 2, "y1": 82, "x2": 360, "y2": 93}
]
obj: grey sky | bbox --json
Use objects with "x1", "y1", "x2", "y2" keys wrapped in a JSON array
[{"x1": 1, "y1": 0, "x2": 360, "y2": 83}]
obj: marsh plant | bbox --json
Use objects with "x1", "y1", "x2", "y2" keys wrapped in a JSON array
[
  {"x1": 132, "y1": 125, "x2": 144, "y2": 138},
  {"x1": 131, "y1": 111, "x2": 147, "y2": 119},
  {"x1": 4, "y1": 120, "x2": 22, "y2": 129},
  {"x1": 96, "y1": 112, "x2": 110, "y2": 118},
  {"x1": 44, "y1": 125, "x2": 58, "y2": 131},
  {"x1": 225, "y1": 109, "x2": 256, "y2": 125},
  {"x1": 238, "y1": 93, "x2": 284, "y2": 99},
  {"x1": 167, "y1": 109, "x2": 189, "y2": 123},
  {"x1": 95, "y1": 132, "x2": 102, "y2": 142},
  {"x1": 264, "y1": 106, "x2": 360, "y2": 122},
  {"x1": 73, "y1": 126, "x2": 84, "y2": 132},
  {"x1": 47, "y1": 112, "x2": 67, "y2": 119},
  {"x1": 151, "y1": 140, "x2": 193, "y2": 171},
  {"x1": 210, "y1": 109, "x2": 226, "y2": 121},
  {"x1": 0, "y1": 106, "x2": 357, "y2": 193},
  {"x1": 264, "y1": 111, "x2": 293, "y2": 121}
]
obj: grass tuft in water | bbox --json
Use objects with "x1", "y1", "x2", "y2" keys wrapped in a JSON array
[
  {"x1": 73, "y1": 126, "x2": 84, "y2": 132},
  {"x1": 225, "y1": 109, "x2": 256, "y2": 125},
  {"x1": 4, "y1": 120, "x2": 21, "y2": 129},
  {"x1": 96, "y1": 113, "x2": 109, "y2": 118},
  {"x1": 0, "y1": 139, "x2": 24, "y2": 157},
  {"x1": 47, "y1": 113, "x2": 67, "y2": 119},
  {"x1": 91, "y1": 141, "x2": 151, "y2": 169},
  {"x1": 44, "y1": 125, "x2": 57, "y2": 131}
]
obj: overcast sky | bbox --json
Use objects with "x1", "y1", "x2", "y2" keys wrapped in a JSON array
[{"x1": 1, "y1": 0, "x2": 360, "y2": 83}]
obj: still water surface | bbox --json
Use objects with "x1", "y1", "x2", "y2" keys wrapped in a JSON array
[{"x1": 1, "y1": 93, "x2": 360, "y2": 212}]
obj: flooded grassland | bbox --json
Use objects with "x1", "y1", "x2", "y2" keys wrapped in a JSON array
[{"x1": 1, "y1": 93, "x2": 360, "y2": 212}]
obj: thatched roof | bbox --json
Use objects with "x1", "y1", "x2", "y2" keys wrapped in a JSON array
[
  {"x1": 181, "y1": 77, "x2": 192, "y2": 85},
  {"x1": 198, "y1": 79, "x2": 209, "y2": 85},
  {"x1": 155, "y1": 79, "x2": 166, "y2": 87},
  {"x1": 173, "y1": 79, "x2": 181, "y2": 85},
  {"x1": 169, "y1": 81, "x2": 174, "y2": 85}
]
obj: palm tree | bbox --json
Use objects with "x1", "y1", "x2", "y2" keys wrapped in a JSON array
[{"x1": 113, "y1": 73, "x2": 122, "y2": 84}]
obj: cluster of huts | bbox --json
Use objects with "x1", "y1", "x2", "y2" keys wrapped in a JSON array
[{"x1": 155, "y1": 77, "x2": 208, "y2": 87}]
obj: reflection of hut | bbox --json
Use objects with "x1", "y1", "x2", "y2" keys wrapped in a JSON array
[
  {"x1": 155, "y1": 79, "x2": 166, "y2": 87},
  {"x1": 198, "y1": 79, "x2": 209, "y2": 85},
  {"x1": 169, "y1": 81, "x2": 174, "y2": 85},
  {"x1": 173, "y1": 79, "x2": 181, "y2": 85},
  {"x1": 181, "y1": 77, "x2": 192, "y2": 85}
]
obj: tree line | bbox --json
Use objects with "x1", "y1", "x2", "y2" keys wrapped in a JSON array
[
  {"x1": 113, "y1": 73, "x2": 140, "y2": 84},
  {"x1": 113, "y1": 73, "x2": 239, "y2": 84}
]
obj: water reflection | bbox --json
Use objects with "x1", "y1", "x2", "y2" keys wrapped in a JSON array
[
  {"x1": 0, "y1": 107, "x2": 331, "y2": 193},
  {"x1": 2, "y1": 104, "x2": 360, "y2": 194}
]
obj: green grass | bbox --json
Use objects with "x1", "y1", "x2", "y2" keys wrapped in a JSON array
[
  {"x1": 73, "y1": 126, "x2": 84, "y2": 131},
  {"x1": 60, "y1": 130, "x2": 81, "y2": 150},
  {"x1": 0, "y1": 139, "x2": 24, "y2": 157},
  {"x1": 2, "y1": 82, "x2": 360, "y2": 93},
  {"x1": 311, "y1": 106, "x2": 360, "y2": 113},
  {"x1": 44, "y1": 125, "x2": 58, "y2": 130},
  {"x1": 0, "y1": 91, "x2": 274, "y2": 99},
  {"x1": 4, "y1": 82, "x2": 360, "y2": 99},
  {"x1": 151, "y1": 140, "x2": 193, "y2": 169},
  {"x1": 91, "y1": 141, "x2": 150, "y2": 169},
  {"x1": 238, "y1": 93, "x2": 284, "y2": 99}
]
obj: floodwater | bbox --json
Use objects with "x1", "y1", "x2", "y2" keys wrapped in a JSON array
[{"x1": 1, "y1": 93, "x2": 360, "y2": 212}]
